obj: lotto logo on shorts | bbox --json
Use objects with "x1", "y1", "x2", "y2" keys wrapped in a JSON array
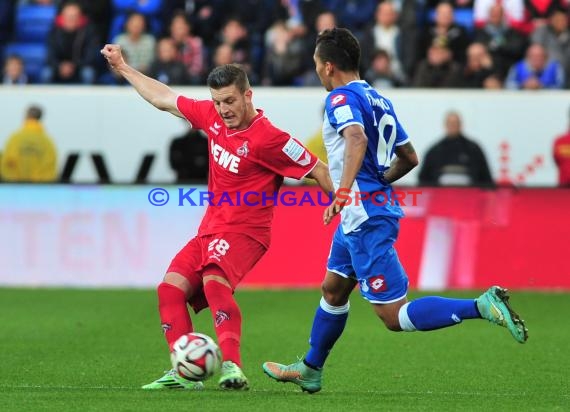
[{"x1": 369, "y1": 275, "x2": 387, "y2": 292}]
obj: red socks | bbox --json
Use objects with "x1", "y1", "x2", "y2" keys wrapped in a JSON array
[
  {"x1": 157, "y1": 279, "x2": 242, "y2": 365},
  {"x1": 157, "y1": 282, "x2": 193, "y2": 350},
  {"x1": 203, "y1": 280, "x2": 242, "y2": 366}
]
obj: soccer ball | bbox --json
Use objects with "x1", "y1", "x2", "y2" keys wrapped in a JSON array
[{"x1": 171, "y1": 332, "x2": 222, "y2": 381}]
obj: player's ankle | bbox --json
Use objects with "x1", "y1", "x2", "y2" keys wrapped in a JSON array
[{"x1": 303, "y1": 359, "x2": 321, "y2": 371}]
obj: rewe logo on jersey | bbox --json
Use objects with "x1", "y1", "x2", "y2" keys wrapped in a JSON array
[
  {"x1": 330, "y1": 94, "x2": 346, "y2": 106},
  {"x1": 369, "y1": 275, "x2": 387, "y2": 292},
  {"x1": 211, "y1": 142, "x2": 240, "y2": 173}
]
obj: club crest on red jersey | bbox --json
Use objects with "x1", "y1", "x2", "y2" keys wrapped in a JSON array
[
  {"x1": 237, "y1": 141, "x2": 249, "y2": 157},
  {"x1": 330, "y1": 94, "x2": 347, "y2": 107}
]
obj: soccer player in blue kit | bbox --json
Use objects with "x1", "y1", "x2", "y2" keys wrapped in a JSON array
[{"x1": 262, "y1": 28, "x2": 528, "y2": 393}]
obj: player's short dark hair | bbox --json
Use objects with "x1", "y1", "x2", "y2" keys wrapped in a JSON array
[
  {"x1": 26, "y1": 105, "x2": 42, "y2": 120},
  {"x1": 315, "y1": 28, "x2": 360, "y2": 72},
  {"x1": 207, "y1": 64, "x2": 250, "y2": 93}
]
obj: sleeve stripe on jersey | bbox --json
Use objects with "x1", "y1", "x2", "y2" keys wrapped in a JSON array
[
  {"x1": 395, "y1": 138, "x2": 410, "y2": 146},
  {"x1": 337, "y1": 121, "x2": 365, "y2": 134},
  {"x1": 299, "y1": 157, "x2": 319, "y2": 179}
]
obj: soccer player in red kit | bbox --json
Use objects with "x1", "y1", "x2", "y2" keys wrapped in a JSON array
[{"x1": 100, "y1": 44, "x2": 334, "y2": 390}]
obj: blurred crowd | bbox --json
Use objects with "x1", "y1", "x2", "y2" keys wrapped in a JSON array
[{"x1": 0, "y1": 0, "x2": 569, "y2": 89}]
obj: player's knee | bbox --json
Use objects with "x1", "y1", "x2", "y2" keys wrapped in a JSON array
[
  {"x1": 157, "y1": 281, "x2": 187, "y2": 303},
  {"x1": 161, "y1": 273, "x2": 192, "y2": 298},
  {"x1": 321, "y1": 283, "x2": 345, "y2": 307},
  {"x1": 203, "y1": 275, "x2": 231, "y2": 289}
]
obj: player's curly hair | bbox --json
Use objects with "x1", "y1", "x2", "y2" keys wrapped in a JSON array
[
  {"x1": 315, "y1": 28, "x2": 360, "y2": 72},
  {"x1": 207, "y1": 64, "x2": 250, "y2": 93}
]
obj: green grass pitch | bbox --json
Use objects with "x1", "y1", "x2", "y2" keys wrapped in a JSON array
[{"x1": 0, "y1": 288, "x2": 568, "y2": 411}]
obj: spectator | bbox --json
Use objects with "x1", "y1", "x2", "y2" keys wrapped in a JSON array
[
  {"x1": 212, "y1": 43, "x2": 233, "y2": 66},
  {"x1": 531, "y1": 8, "x2": 570, "y2": 86},
  {"x1": 113, "y1": 12, "x2": 156, "y2": 74},
  {"x1": 218, "y1": 19, "x2": 251, "y2": 67},
  {"x1": 214, "y1": 18, "x2": 257, "y2": 83},
  {"x1": 412, "y1": 39, "x2": 463, "y2": 87},
  {"x1": 223, "y1": 0, "x2": 279, "y2": 40},
  {"x1": 419, "y1": 2, "x2": 471, "y2": 64},
  {"x1": 325, "y1": 0, "x2": 377, "y2": 34},
  {"x1": 483, "y1": 73, "x2": 504, "y2": 88},
  {"x1": 362, "y1": 1, "x2": 407, "y2": 83},
  {"x1": 523, "y1": 0, "x2": 568, "y2": 30},
  {"x1": 398, "y1": 0, "x2": 422, "y2": 77},
  {"x1": 553, "y1": 108, "x2": 570, "y2": 187},
  {"x1": 475, "y1": 3, "x2": 528, "y2": 79},
  {"x1": 169, "y1": 127, "x2": 209, "y2": 183},
  {"x1": 187, "y1": 0, "x2": 226, "y2": 48},
  {"x1": 506, "y1": 43, "x2": 565, "y2": 89},
  {"x1": 298, "y1": 11, "x2": 337, "y2": 85},
  {"x1": 73, "y1": 0, "x2": 112, "y2": 42},
  {"x1": 148, "y1": 37, "x2": 190, "y2": 85},
  {"x1": 1, "y1": 105, "x2": 58, "y2": 183},
  {"x1": 110, "y1": 0, "x2": 162, "y2": 40},
  {"x1": 460, "y1": 42, "x2": 496, "y2": 87},
  {"x1": 168, "y1": 11, "x2": 205, "y2": 84},
  {"x1": 42, "y1": 2, "x2": 99, "y2": 84},
  {"x1": 474, "y1": 0, "x2": 527, "y2": 33},
  {"x1": 365, "y1": 49, "x2": 406, "y2": 88},
  {"x1": 427, "y1": 0, "x2": 474, "y2": 8},
  {"x1": 3, "y1": 55, "x2": 28, "y2": 85},
  {"x1": 0, "y1": 0, "x2": 14, "y2": 46},
  {"x1": 419, "y1": 111, "x2": 494, "y2": 186},
  {"x1": 263, "y1": 20, "x2": 306, "y2": 85},
  {"x1": 298, "y1": 0, "x2": 326, "y2": 32}
]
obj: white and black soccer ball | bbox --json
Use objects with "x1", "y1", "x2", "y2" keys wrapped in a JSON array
[{"x1": 170, "y1": 332, "x2": 222, "y2": 381}]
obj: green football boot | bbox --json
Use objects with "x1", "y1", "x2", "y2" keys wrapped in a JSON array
[
  {"x1": 262, "y1": 360, "x2": 322, "y2": 394},
  {"x1": 219, "y1": 361, "x2": 249, "y2": 390},
  {"x1": 141, "y1": 369, "x2": 204, "y2": 390},
  {"x1": 477, "y1": 286, "x2": 528, "y2": 343}
]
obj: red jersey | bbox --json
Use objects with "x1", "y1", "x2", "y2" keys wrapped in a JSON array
[
  {"x1": 553, "y1": 131, "x2": 570, "y2": 187},
  {"x1": 176, "y1": 95, "x2": 318, "y2": 247}
]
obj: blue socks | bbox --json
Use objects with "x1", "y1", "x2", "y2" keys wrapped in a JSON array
[
  {"x1": 303, "y1": 296, "x2": 481, "y2": 369},
  {"x1": 304, "y1": 297, "x2": 349, "y2": 369},
  {"x1": 399, "y1": 297, "x2": 481, "y2": 331}
]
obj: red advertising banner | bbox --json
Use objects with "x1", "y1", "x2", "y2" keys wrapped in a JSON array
[{"x1": 243, "y1": 187, "x2": 570, "y2": 290}]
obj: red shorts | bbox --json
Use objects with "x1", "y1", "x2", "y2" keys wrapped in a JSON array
[{"x1": 167, "y1": 232, "x2": 267, "y2": 312}]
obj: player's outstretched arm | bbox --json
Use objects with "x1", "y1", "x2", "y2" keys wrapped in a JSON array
[
  {"x1": 383, "y1": 142, "x2": 419, "y2": 184},
  {"x1": 306, "y1": 160, "x2": 335, "y2": 196},
  {"x1": 100, "y1": 44, "x2": 182, "y2": 118}
]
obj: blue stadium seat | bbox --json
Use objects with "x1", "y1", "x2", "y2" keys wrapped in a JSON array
[
  {"x1": 4, "y1": 43, "x2": 48, "y2": 83},
  {"x1": 427, "y1": 8, "x2": 475, "y2": 34},
  {"x1": 15, "y1": 5, "x2": 57, "y2": 42}
]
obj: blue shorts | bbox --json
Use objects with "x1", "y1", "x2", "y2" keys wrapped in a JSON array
[{"x1": 327, "y1": 216, "x2": 408, "y2": 304}]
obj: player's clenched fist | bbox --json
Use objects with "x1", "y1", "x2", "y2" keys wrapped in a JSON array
[{"x1": 100, "y1": 44, "x2": 125, "y2": 72}]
